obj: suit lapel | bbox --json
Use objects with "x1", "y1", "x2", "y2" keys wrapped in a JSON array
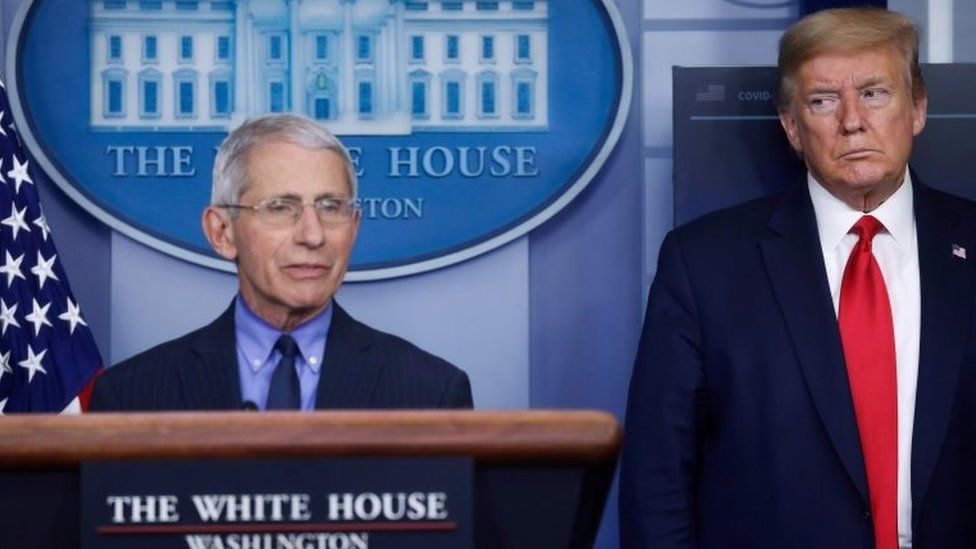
[
  {"x1": 911, "y1": 182, "x2": 972, "y2": 522},
  {"x1": 760, "y1": 184, "x2": 869, "y2": 504},
  {"x1": 315, "y1": 303, "x2": 383, "y2": 408},
  {"x1": 178, "y1": 301, "x2": 243, "y2": 410}
]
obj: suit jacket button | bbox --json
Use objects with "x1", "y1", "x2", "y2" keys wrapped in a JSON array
[{"x1": 860, "y1": 510, "x2": 871, "y2": 521}]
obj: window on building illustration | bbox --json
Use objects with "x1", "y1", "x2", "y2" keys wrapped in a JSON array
[
  {"x1": 143, "y1": 35, "x2": 157, "y2": 61},
  {"x1": 270, "y1": 82, "x2": 284, "y2": 112},
  {"x1": 139, "y1": 70, "x2": 161, "y2": 118},
  {"x1": 444, "y1": 80, "x2": 462, "y2": 118},
  {"x1": 144, "y1": 81, "x2": 158, "y2": 115},
  {"x1": 477, "y1": 74, "x2": 498, "y2": 118},
  {"x1": 476, "y1": 1, "x2": 498, "y2": 10},
  {"x1": 511, "y1": 69, "x2": 536, "y2": 119},
  {"x1": 314, "y1": 98, "x2": 330, "y2": 120},
  {"x1": 357, "y1": 35, "x2": 372, "y2": 62},
  {"x1": 411, "y1": 36, "x2": 424, "y2": 61},
  {"x1": 358, "y1": 81, "x2": 373, "y2": 116},
  {"x1": 178, "y1": 81, "x2": 194, "y2": 117},
  {"x1": 212, "y1": 2, "x2": 233, "y2": 10},
  {"x1": 176, "y1": 1, "x2": 198, "y2": 10},
  {"x1": 107, "y1": 35, "x2": 123, "y2": 63},
  {"x1": 217, "y1": 36, "x2": 231, "y2": 61},
  {"x1": 269, "y1": 35, "x2": 283, "y2": 61},
  {"x1": 139, "y1": 0, "x2": 162, "y2": 9},
  {"x1": 441, "y1": 1, "x2": 462, "y2": 10},
  {"x1": 516, "y1": 35, "x2": 531, "y2": 62},
  {"x1": 411, "y1": 81, "x2": 427, "y2": 118},
  {"x1": 213, "y1": 79, "x2": 232, "y2": 117},
  {"x1": 445, "y1": 35, "x2": 459, "y2": 61},
  {"x1": 104, "y1": 1, "x2": 126, "y2": 9},
  {"x1": 316, "y1": 36, "x2": 328, "y2": 60},
  {"x1": 513, "y1": 1, "x2": 535, "y2": 9},
  {"x1": 180, "y1": 36, "x2": 193, "y2": 61},
  {"x1": 405, "y1": 1, "x2": 428, "y2": 10},
  {"x1": 106, "y1": 78, "x2": 124, "y2": 116},
  {"x1": 481, "y1": 36, "x2": 494, "y2": 61},
  {"x1": 516, "y1": 81, "x2": 532, "y2": 117}
]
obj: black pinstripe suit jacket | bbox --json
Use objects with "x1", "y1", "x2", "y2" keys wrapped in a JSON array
[{"x1": 89, "y1": 301, "x2": 473, "y2": 411}]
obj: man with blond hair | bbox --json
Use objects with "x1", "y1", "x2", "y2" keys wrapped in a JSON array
[{"x1": 621, "y1": 8, "x2": 976, "y2": 548}]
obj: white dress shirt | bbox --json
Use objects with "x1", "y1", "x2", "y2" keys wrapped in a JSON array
[{"x1": 808, "y1": 170, "x2": 920, "y2": 549}]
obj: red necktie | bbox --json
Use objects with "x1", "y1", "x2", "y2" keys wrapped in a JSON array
[{"x1": 838, "y1": 215, "x2": 898, "y2": 549}]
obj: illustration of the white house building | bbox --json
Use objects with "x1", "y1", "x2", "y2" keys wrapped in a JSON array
[{"x1": 89, "y1": 0, "x2": 548, "y2": 134}]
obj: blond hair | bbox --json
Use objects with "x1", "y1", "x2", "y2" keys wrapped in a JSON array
[{"x1": 778, "y1": 7, "x2": 925, "y2": 106}]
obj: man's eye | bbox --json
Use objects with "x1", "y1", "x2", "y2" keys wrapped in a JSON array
[
  {"x1": 265, "y1": 200, "x2": 296, "y2": 213},
  {"x1": 316, "y1": 200, "x2": 342, "y2": 214},
  {"x1": 808, "y1": 97, "x2": 836, "y2": 113}
]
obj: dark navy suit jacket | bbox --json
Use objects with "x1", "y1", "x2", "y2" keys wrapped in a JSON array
[
  {"x1": 620, "y1": 181, "x2": 976, "y2": 548},
  {"x1": 90, "y1": 301, "x2": 473, "y2": 410}
]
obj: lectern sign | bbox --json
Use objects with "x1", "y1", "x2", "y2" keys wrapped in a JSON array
[{"x1": 81, "y1": 458, "x2": 472, "y2": 549}]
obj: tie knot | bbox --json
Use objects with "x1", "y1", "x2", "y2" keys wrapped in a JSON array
[
  {"x1": 851, "y1": 215, "x2": 884, "y2": 242},
  {"x1": 274, "y1": 334, "x2": 298, "y2": 359}
]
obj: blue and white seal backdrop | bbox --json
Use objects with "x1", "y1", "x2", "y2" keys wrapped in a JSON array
[{"x1": 10, "y1": 0, "x2": 629, "y2": 280}]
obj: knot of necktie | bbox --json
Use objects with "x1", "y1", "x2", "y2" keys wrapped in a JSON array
[
  {"x1": 274, "y1": 334, "x2": 299, "y2": 360},
  {"x1": 851, "y1": 215, "x2": 885, "y2": 252}
]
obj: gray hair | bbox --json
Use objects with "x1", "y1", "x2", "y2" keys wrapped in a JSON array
[{"x1": 211, "y1": 114, "x2": 358, "y2": 210}]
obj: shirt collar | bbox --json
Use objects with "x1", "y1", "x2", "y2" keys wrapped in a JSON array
[
  {"x1": 808, "y1": 167, "x2": 914, "y2": 254},
  {"x1": 234, "y1": 296, "x2": 332, "y2": 374}
]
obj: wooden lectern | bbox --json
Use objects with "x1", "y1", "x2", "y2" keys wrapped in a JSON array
[{"x1": 0, "y1": 411, "x2": 620, "y2": 548}]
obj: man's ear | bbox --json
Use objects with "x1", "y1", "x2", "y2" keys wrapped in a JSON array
[
  {"x1": 202, "y1": 206, "x2": 238, "y2": 261},
  {"x1": 912, "y1": 92, "x2": 928, "y2": 137},
  {"x1": 778, "y1": 106, "x2": 804, "y2": 155}
]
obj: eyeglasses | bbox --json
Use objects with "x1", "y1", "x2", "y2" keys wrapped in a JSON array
[{"x1": 218, "y1": 196, "x2": 360, "y2": 227}]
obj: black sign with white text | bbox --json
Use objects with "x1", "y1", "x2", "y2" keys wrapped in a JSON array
[{"x1": 81, "y1": 458, "x2": 472, "y2": 549}]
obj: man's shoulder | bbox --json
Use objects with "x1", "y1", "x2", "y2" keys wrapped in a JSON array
[
  {"x1": 671, "y1": 189, "x2": 789, "y2": 245},
  {"x1": 333, "y1": 306, "x2": 473, "y2": 408},
  {"x1": 344, "y1": 311, "x2": 463, "y2": 377},
  {"x1": 89, "y1": 308, "x2": 232, "y2": 411},
  {"x1": 110, "y1": 322, "x2": 213, "y2": 374}
]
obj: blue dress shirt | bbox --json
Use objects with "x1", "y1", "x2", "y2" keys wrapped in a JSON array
[{"x1": 234, "y1": 297, "x2": 332, "y2": 410}]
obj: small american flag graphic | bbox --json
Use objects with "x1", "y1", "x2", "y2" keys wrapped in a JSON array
[
  {"x1": 952, "y1": 244, "x2": 967, "y2": 259},
  {"x1": 695, "y1": 84, "x2": 725, "y2": 102}
]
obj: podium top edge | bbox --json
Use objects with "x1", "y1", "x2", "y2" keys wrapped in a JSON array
[{"x1": 0, "y1": 410, "x2": 622, "y2": 467}]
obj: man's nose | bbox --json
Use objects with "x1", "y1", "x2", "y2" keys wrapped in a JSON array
[
  {"x1": 293, "y1": 205, "x2": 326, "y2": 247},
  {"x1": 839, "y1": 93, "x2": 866, "y2": 134}
]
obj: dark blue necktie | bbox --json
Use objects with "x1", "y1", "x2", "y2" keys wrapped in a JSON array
[{"x1": 266, "y1": 334, "x2": 300, "y2": 410}]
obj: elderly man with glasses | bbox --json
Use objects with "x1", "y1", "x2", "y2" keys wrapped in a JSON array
[{"x1": 91, "y1": 114, "x2": 472, "y2": 412}]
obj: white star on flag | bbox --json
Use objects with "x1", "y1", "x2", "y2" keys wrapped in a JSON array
[
  {"x1": 25, "y1": 298, "x2": 52, "y2": 336},
  {"x1": 0, "y1": 251, "x2": 25, "y2": 287},
  {"x1": 0, "y1": 158, "x2": 6, "y2": 185},
  {"x1": 30, "y1": 251, "x2": 59, "y2": 289},
  {"x1": 0, "y1": 111, "x2": 8, "y2": 137},
  {"x1": 7, "y1": 155, "x2": 32, "y2": 194},
  {"x1": 58, "y1": 298, "x2": 88, "y2": 335},
  {"x1": 33, "y1": 211, "x2": 50, "y2": 241},
  {"x1": 0, "y1": 398, "x2": 6, "y2": 415},
  {"x1": 0, "y1": 350, "x2": 12, "y2": 383},
  {"x1": 0, "y1": 297, "x2": 19, "y2": 335},
  {"x1": 1, "y1": 203, "x2": 29, "y2": 240},
  {"x1": 18, "y1": 344, "x2": 48, "y2": 383}
]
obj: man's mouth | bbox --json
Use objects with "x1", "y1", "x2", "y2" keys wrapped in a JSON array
[
  {"x1": 283, "y1": 263, "x2": 330, "y2": 278},
  {"x1": 839, "y1": 148, "x2": 879, "y2": 160}
]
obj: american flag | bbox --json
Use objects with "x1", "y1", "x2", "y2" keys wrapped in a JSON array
[{"x1": 0, "y1": 80, "x2": 102, "y2": 413}]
